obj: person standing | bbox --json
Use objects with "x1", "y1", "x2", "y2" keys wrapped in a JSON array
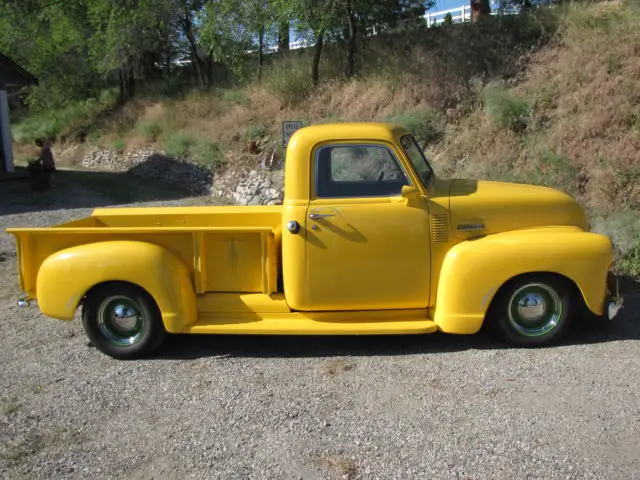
[{"x1": 35, "y1": 138, "x2": 56, "y2": 188}]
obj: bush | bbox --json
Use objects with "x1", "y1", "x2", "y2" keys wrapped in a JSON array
[
  {"x1": 264, "y1": 55, "x2": 313, "y2": 106},
  {"x1": 222, "y1": 89, "x2": 250, "y2": 106},
  {"x1": 617, "y1": 243, "x2": 640, "y2": 279},
  {"x1": 388, "y1": 108, "x2": 445, "y2": 148},
  {"x1": 245, "y1": 122, "x2": 268, "y2": 140},
  {"x1": 138, "y1": 121, "x2": 162, "y2": 142},
  {"x1": 165, "y1": 131, "x2": 196, "y2": 159},
  {"x1": 11, "y1": 96, "x2": 114, "y2": 144},
  {"x1": 165, "y1": 131, "x2": 226, "y2": 170},
  {"x1": 484, "y1": 86, "x2": 531, "y2": 133},
  {"x1": 528, "y1": 151, "x2": 582, "y2": 195},
  {"x1": 111, "y1": 138, "x2": 126, "y2": 154}
]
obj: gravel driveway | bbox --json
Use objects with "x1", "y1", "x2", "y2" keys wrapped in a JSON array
[{"x1": 1, "y1": 169, "x2": 639, "y2": 480}]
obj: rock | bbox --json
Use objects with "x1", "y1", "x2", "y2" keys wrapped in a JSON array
[{"x1": 78, "y1": 145, "x2": 286, "y2": 206}]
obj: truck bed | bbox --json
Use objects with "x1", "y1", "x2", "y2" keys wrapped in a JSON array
[{"x1": 7, "y1": 205, "x2": 284, "y2": 298}]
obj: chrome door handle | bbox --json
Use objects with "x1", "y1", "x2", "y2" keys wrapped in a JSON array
[{"x1": 309, "y1": 212, "x2": 335, "y2": 219}]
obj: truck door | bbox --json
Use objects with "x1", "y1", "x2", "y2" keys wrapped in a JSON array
[{"x1": 302, "y1": 141, "x2": 431, "y2": 311}]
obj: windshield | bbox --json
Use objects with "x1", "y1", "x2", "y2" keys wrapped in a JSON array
[{"x1": 400, "y1": 134, "x2": 435, "y2": 187}]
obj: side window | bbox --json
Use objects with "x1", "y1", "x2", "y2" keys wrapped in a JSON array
[{"x1": 315, "y1": 144, "x2": 410, "y2": 198}]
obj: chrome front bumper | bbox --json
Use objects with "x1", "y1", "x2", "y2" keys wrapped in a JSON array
[
  {"x1": 605, "y1": 295, "x2": 624, "y2": 320},
  {"x1": 17, "y1": 295, "x2": 32, "y2": 308}
]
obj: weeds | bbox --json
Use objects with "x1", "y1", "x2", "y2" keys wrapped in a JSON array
[
  {"x1": 388, "y1": 108, "x2": 445, "y2": 148},
  {"x1": 483, "y1": 86, "x2": 531, "y2": 133},
  {"x1": 12, "y1": 91, "x2": 118, "y2": 144},
  {"x1": 245, "y1": 122, "x2": 268, "y2": 140},
  {"x1": 222, "y1": 89, "x2": 250, "y2": 106},
  {"x1": 138, "y1": 121, "x2": 162, "y2": 142},
  {"x1": 529, "y1": 151, "x2": 582, "y2": 195},
  {"x1": 165, "y1": 131, "x2": 196, "y2": 159},
  {"x1": 616, "y1": 243, "x2": 640, "y2": 278},
  {"x1": 165, "y1": 131, "x2": 225, "y2": 170},
  {"x1": 264, "y1": 55, "x2": 313, "y2": 106},
  {"x1": 110, "y1": 138, "x2": 126, "y2": 154}
]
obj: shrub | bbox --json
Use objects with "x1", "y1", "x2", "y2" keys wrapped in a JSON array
[
  {"x1": 111, "y1": 138, "x2": 126, "y2": 154},
  {"x1": 245, "y1": 122, "x2": 268, "y2": 140},
  {"x1": 222, "y1": 89, "x2": 250, "y2": 106},
  {"x1": 528, "y1": 151, "x2": 582, "y2": 195},
  {"x1": 388, "y1": 108, "x2": 445, "y2": 148},
  {"x1": 138, "y1": 121, "x2": 162, "y2": 142},
  {"x1": 484, "y1": 86, "x2": 531, "y2": 133},
  {"x1": 165, "y1": 131, "x2": 196, "y2": 159},
  {"x1": 616, "y1": 243, "x2": 640, "y2": 279},
  {"x1": 191, "y1": 138, "x2": 226, "y2": 170},
  {"x1": 165, "y1": 131, "x2": 226, "y2": 170},
  {"x1": 264, "y1": 55, "x2": 313, "y2": 106}
]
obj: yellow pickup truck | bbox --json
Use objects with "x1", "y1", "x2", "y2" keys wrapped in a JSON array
[{"x1": 7, "y1": 122, "x2": 623, "y2": 359}]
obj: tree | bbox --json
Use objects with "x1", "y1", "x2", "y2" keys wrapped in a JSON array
[
  {"x1": 87, "y1": 0, "x2": 176, "y2": 103},
  {"x1": 273, "y1": 0, "x2": 342, "y2": 85}
]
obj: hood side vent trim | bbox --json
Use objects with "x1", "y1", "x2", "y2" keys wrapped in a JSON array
[{"x1": 431, "y1": 214, "x2": 450, "y2": 243}]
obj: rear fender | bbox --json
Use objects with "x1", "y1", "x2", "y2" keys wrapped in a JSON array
[
  {"x1": 36, "y1": 241, "x2": 197, "y2": 333},
  {"x1": 434, "y1": 227, "x2": 614, "y2": 334}
]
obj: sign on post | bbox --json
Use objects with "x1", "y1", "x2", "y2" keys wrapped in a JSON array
[{"x1": 282, "y1": 121, "x2": 303, "y2": 149}]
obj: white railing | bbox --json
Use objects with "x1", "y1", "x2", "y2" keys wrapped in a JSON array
[{"x1": 424, "y1": 5, "x2": 473, "y2": 27}]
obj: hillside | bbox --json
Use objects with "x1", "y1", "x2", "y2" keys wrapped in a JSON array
[{"x1": 11, "y1": 0, "x2": 640, "y2": 278}]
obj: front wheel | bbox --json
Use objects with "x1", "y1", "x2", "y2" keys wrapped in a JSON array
[
  {"x1": 489, "y1": 275, "x2": 576, "y2": 347},
  {"x1": 82, "y1": 282, "x2": 166, "y2": 359}
]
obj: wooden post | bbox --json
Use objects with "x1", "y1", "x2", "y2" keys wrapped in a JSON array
[{"x1": 0, "y1": 86, "x2": 13, "y2": 173}]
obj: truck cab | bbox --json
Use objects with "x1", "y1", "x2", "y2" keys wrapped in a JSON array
[{"x1": 7, "y1": 122, "x2": 623, "y2": 359}]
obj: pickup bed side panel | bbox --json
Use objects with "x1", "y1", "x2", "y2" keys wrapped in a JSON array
[
  {"x1": 36, "y1": 241, "x2": 197, "y2": 333},
  {"x1": 434, "y1": 227, "x2": 613, "y2": 334}
]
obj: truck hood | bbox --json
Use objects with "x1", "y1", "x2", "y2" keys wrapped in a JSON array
[{"x1": 447, "y1": 178, "x2": 589, "y2": 239}]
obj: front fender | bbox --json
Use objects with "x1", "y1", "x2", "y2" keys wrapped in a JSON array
[
  {"x1": 434, "y1": 227, "x2": 614, "y2": 334},
  {"x1": 36, "y1": 241, "x2": 197, "y2": 333}
]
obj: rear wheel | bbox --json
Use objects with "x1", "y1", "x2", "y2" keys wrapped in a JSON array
[
  {"x1": 82, "y1": 283, "x2": 166, "y2": 359},
  {"x1": 489, "y1": 275, "x2": 576, "y2": 347}
]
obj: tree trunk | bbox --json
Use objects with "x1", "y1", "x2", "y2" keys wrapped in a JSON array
[
  {"x1": 258, "y1": 24, "x2": 265, "y2": 81},
  {"x1": 278, "y1": 21, "x2": 289, "y2": 52},
  {"x1": 345, "y1": 3, "x2": 356, "y2": 79},
  {"x1": 181, "y1": 4, "x2": 206, "y2": 86},
  {"x1": 312, "y1": 31, "x2": 324, "y2": 86},
  {"x1": 471, "y1": 0, "x2": 491, "y2": 21},
  {"x1": 118, "y1": 62, "x2": 135, "y2": 105}
]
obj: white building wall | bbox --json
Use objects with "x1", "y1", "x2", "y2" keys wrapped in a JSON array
[{"x1": 0, "y1": 88, "x2": 13, "y2": 172}]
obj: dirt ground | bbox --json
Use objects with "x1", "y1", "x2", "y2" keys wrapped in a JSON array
[{"x1": 1, "y1": 169, "x2": 639, "y2": 480}]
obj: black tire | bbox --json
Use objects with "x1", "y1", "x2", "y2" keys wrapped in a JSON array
[
  {"x1": 82, "y1": 282, "x2": 166, "y2": 359},
  {"x1": 488, "y1": 274, "x2": 577, "y2": 347}
]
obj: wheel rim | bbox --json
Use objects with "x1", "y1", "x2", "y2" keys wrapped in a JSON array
[
  {"x1": 507, "y1": 283, "x2": 563, "y2": 337},
  {"x1": 97, "y1": 296, "x2": 145, "y2": 346}
]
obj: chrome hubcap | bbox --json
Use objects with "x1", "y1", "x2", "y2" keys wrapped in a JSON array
[
  {"x1": 507, "y1": 283, "x2": 562, "y2": 337},
  {"x1": 97, "y1": 296, "x2": 145, "y2": 346}
]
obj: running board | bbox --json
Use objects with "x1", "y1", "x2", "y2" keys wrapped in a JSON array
[{"x1": 182, "y1": 311, "x2": 438, "y2": 335}]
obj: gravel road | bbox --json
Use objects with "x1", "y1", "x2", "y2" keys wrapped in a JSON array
[{"x1": 1, "y1": 169, "x2": 639, "y2": 480}]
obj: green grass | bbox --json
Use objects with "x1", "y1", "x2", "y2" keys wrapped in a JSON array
[
  {"x1": 165, "y1": 131, "x2": 225, "y2": 170},
  {"x1": 222, "y1": 89, "x2": 250, "y2": 106},
  {"x1": 617, "y1": 244, "x2": 640, "y2": 278},
  {"x1": 110, "y1": 138, "x2": 126, "y2": 154},
  {"x1": 264, "y1": 55, "x2": 314, "y2": 106},
  {"x1": 245, "y1": 122, "x2": 268, "y2": 140},
  {"x1": 388, "y1": 108, "x2": 445, "y2": 148},
  {"x1": 138, "y1": 121, "x2": 162, "y2": 142},
  {"x1": 12, "y1": 90, "x2": 118, "y2": 144},
  {"x1": 483, "y1": 85, "x2": 531, "y2": 133}
]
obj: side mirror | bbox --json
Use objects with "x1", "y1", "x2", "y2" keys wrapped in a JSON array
[
  {"x1": 401, "y1": 185, "x2": 420, "y2": 199},
  {"x1": 401, "y1": 185, "x2": 421, "y2": 206}
]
